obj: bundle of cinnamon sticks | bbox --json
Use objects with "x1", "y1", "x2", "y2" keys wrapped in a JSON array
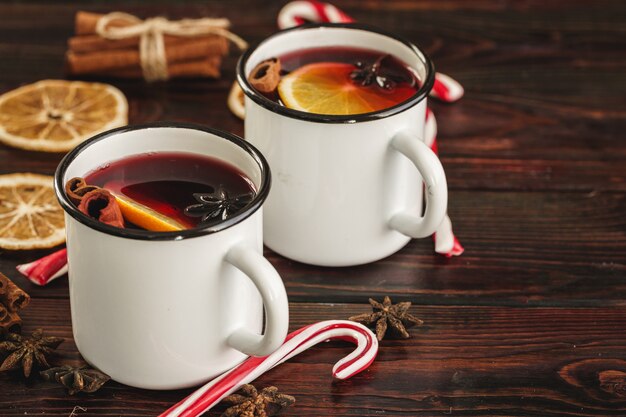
[
  {"x1": 66, "y1": 11, "x2": 229, "y2": 79},
  {"x1": 0, "y1": 273, "x2": 30, "y2": 335}
]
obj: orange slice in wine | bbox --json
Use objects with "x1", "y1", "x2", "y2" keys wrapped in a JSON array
[
  {"x1": 278, "y1": 62, "x2": 415, "y2": 115},
  {"x1": 112, "y1": 194, "x2": 185, "y2": 232}
]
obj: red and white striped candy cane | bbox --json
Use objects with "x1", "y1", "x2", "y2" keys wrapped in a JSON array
[
  {"x1": 160, "y1": 320, "x2": 378, "y2": 417},
  {"x1": 16, "y1": 248, "x2": 68, "y2": 286},
  {"x1": 425, "y1": 108, "x2": 464, "y2": 257},
  {"x1": 277, "y1": 0, "x2": 354, "y2": 28},
  {"x1": 430, "y1": 72, "x2": 464, "y2": 103},
  {"x1": 277, "y1": 0, "x2": 464, "y2": 257}
]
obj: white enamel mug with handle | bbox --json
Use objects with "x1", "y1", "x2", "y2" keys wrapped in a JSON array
[
  {"x1": 54, "y1": 123, "x2": 289, "y2": 390},
  {"x1": 238, "y1": 23, "x2": 448, "y2": 266}
]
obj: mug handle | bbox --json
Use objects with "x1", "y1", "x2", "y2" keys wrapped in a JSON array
[
  {"x1": 388, "y1": 130, "x2": 448, "y2": 238},
  {"x1": 225, "y1": 242, "x2": 289, "y2": 357}
]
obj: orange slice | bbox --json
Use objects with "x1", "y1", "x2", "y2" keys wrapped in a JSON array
[
  {"x1": 0, "y1": 80, "x2": 128, "y2": 152},
  {"x1": 0, "y1": 173, "x2": 65, "y2": 250},
  {"x1": 112, "y1": 194, "x2": 185, "y2": 232},
  {"x1": 278, "y1": 62, "x2": 413, "y2": 115},
  {"x1": 227, "y1": 81, "x2": 245, "y2": 120}
]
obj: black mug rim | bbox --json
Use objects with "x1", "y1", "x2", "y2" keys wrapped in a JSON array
[
  {"x1": 236, "y1": 22, "x2": 436, "y2": 124},
  {"x1": 54, "y1": 122, "x2": 271, "y2": 241}
]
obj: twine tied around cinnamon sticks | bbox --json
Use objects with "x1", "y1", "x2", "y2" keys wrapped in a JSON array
[{"x1": 90, "y1": 12, "x2": 247, "y2": 82}]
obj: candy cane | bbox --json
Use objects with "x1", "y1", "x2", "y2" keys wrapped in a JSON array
[
  {"x1": 434, "y1": 215, "x2": 464, "y2": 257},
  {"x1": 160, "y1": 320, "x2": 378, "y2": 417},
  {"x1": 425, "y1": 109, "x2": 464, "y2": 257},
  {"x1": 277, "y1": 0, "x2": 354, "y2": 28},
  {"x1": 431, "y1": 73, "x2": 464, "y2": 103},
  {"x1": 16, "y1": 248, "x2": 68, "y2": 286}
]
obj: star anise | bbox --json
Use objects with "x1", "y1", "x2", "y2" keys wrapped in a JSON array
[
  {"x1": 220, "y1": 384, "x2": 295, "y2": 417},
  {"x1": 40, "y1": 365, "x2": 110, "y2": 395},
  {"x1": 350, "y1": 54, "x2": 397, "y2": 90},
  {"x1": 184, "y1": 185, "x2": 254, "y2": 226},
  {"x1": 349, "y1": 296, "x2": 423, "y2": 341},
  {"x1": 0, "y1": 329, "x2": 63, "y2": 377}
]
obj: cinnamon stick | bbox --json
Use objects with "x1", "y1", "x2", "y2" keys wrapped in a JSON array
[
  {"x1": 0, "y1": 309, "x2": 22, "y2": 336},
  {"x1": 68, "y1": 33, "x2": 224, "y2": 54},
  {"x1": 249, "y1": 58, "x2": 281, "y2": 93},
  {"x1": 65, "y1": 177, "x2": 98, "y2": 206},
  {"x1": 78, "y1": 189, "x2": 125, "y2": 228},
  {"x1": 104, "y1": 56, "x2": 222, "y2": 79},
  {"x1": 66, "y1": 37, "x2": 228, "y2": 74},
  {"x1": 0, "y1": 273, "x2": 30, "y2": 312}
]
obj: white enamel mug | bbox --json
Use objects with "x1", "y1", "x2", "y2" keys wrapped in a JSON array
[
  {"x1": 54, "y1": 123, "x2": 289, "y2": 390},
  {"x1": 238, "y1": 23, "x2": 448, "y2": 266}
]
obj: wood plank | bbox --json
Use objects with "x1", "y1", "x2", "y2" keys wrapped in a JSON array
[
  {"x1": 3, "y1": 190, "x2": 623, "y2": 306},
  {"x1": 1, "y1": 300, "x2": 626, "y2": 416},
  {"x1": 267, "y1": 191, "x2": 626, "y2": 306}
]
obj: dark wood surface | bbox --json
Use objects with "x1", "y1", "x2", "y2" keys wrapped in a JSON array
[{"x1": 1, "y1": 0, "x2": 625, "y2": 416}]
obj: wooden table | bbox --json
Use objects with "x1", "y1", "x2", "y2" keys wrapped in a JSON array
[{"x1": 1, "y1": 1, "x2": 625, "y2": 415}]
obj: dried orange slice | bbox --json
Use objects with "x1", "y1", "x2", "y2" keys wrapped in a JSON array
[
  {"x1": 278, "y1": 62, "x2": 415, "y2": 115},
  {"x1": 113, "y1": 194, "x2": 185, "y2": 232},
  {"x1": 0, "y1": 80, "x2": 128, "y2": 152},
  {"x1": 0, "y1": 173, "x2": 65, "y2": 250}
]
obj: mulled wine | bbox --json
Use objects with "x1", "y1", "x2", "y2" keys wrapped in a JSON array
[
  {"x1": 251, "y1": 46, "x2": 421, "y2": 115},
  {"x1": 84, "y1": 152, "x2": 256, "y2": 230}
]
